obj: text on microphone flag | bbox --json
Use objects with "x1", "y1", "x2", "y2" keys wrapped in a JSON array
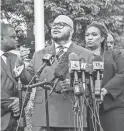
[
  {"x1": 42, "y1": 53, "x2": 55, "y2": 66},
  {"x1": 80, "y1": 62, "x2": 87, "y2": 70},
  {"x1": 69, "y1": 61, "x2": 80, "y2": 73},
  {"x1": 93, "y1": 61, "x2": 104, "y2": 71}
]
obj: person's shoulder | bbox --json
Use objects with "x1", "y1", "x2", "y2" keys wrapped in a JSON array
[
  {"x1": 73, "y1": 43, "x2": 92, "y2": 54},
  {"x1": 34, "y1": 44, "x2": 53, "y2": 56},
  {"x1": 72, "y1": 42, "x2": 91, "y2": 52},
  {"x1": 112, "y1": 49, "x2": 121, "y2": 55},
  {"x1": 112, "y1": 49, "x2": 122, "y2": 59}
]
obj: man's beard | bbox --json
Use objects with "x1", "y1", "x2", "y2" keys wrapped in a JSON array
[{"x1": 51, "y1": 32, "x2": 70, "y2": 43}]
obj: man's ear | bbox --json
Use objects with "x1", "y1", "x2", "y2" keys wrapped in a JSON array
[{"x1": 70, "y1": 29, "x2": 74, "y2": 36}]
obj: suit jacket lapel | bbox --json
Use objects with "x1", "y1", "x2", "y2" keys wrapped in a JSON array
[
  {"x1": 66, "y1": 42, "x2": 80, "y2": 55},
  {"x1": 1, "y1": 57, "x2": 17, "y2": 85},
  {"x1": 1, "y1": 57, "x2": 8, "y2": 72},
  {"x1": 9, "y1": 54, "x2": 17, "y2": 71},
  {"x1": 43, "y1": 43, "x2": 78, "y2": 70},
  {"x1": 66, "y1": 43, "x2": 74, "y2": 54},
  {"x1": 104, "y1": 50, "x2": 111, "y2": 62},
  {"x1": 1, "y1": 58, "x2": 13, "y2": 80},
  {"x1": 47, "y1": 43, "x2": 56, "y2": 55},
  {"x1": 47, "y1": 44, "x2": 58, "y2": 70}
]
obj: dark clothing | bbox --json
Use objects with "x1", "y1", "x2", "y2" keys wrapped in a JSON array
[
  {"x1": 5, "y1": 116, "x2": 24, "y2": 131},
  {"x1": 32, "y1": 126, "x2": 88, "y2": 131},
  {"x1": 100, "y1": 108, "x2": 124, "y2": 131},
  {"x1": 21, "y1": 43, "x2": 93, "y2": 130},
  {"x1": 1, "y1": 52, "x2": 29, "y2": 131},
  {"x1": 1, "y1": 53, "x2": 18, "y2": 131},
  {"x1": 99, "y1": 49, "x2": 124, "y2": 131}
]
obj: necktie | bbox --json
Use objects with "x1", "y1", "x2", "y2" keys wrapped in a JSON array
[{"x1": 56, "y1": 46, "x2": 65, "y2": 60}]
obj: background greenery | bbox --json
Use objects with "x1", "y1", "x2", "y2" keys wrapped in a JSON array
[{"x1": 1, "y1": 0, "x2": 124, "y2": 56}]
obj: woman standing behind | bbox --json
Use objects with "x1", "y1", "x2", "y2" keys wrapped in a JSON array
[{"x1": 85, "y1": 21, "x2": 124, "y2": 131}]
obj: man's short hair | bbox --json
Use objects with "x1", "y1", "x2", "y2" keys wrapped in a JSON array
[{"x1": 53, "y1": 15, "x2": 74, "y2": 29}]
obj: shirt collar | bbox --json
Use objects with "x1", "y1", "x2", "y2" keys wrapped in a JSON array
[
  {"x1": 0, "y1": 50, "x2": 5, "y2": 57},
  {"x1": 54, "y1": 41, "x2": 72, "y2": 49}
]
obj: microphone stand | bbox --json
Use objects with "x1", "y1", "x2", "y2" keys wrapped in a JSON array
[
  {"x1": 72, "y1": 72, "x2": 85, "y2": 131},
  {"x1": 15, "y1": 63, "x2": 51, "y2": 131},
  {"x1": 26, "y1": 75, "x2": 50, "y2": 131},
  {"x1": 45, "y1": 89, "x2": 50, "y2": 131},
  {"x1": 87, "y1": 71, "x2": 104, "y2": 131},
  {"x1": 34, "y1": 75, "x2": 50, "y2": 131},
  {"x1": 16, "y1": 78, "x2": 26, "y2": 131}
]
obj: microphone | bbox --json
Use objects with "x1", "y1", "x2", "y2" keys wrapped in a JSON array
[
  {"x1": 36, "y1": 53, "x2": 55, "y2": 76},
  {"x1": 50, "y1": 51, "x2": 69, "y2": 94},
  {"x1": 93, "y1": 55, "x2": 104, "y2": 99},
  {"x1": 69, "y1": 52, "x2": 81, "y2": 96},
  {"x1": 87, "y1": 63, "x2": 95, "y2": 99},
  {"x1": 22, "y1": 81, "x2": 52, "y2": 91},
  {"x1": 80, "y1": 58, "x2": 87, "y2": 91},
  {"x1": 23, "y1": 52, "x2": 69, "y2": 94}
]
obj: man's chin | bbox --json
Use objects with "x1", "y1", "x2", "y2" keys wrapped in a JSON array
[
  {"x1": 52, "y1": 35, "x2": 61, "y2": 39},
  {"x1": 52, "y1": 37, "x2": 61, "y2": 42}
]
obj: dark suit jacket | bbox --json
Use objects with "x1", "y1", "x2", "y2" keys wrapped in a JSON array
[
  {"x1": 1, "y1": 52, "x2": 18, "y2": 131},
  {"x1": 102, "y1": 49, "x2": 124, "y2": 111},
  {"x1": 21, "y1": 42, "x2": 93, "y2": 128},
  {"x1": 1, "y1": 52, "x2": 30, "y2": 131}
]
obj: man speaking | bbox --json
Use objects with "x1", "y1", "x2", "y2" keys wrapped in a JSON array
[{"x1": 20, "y1": 15, "x2": 93, "y2": 131}]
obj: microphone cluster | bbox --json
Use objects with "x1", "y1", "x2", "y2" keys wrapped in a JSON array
[
  {"x1": 22, "y1": 51, "x2": 104, "y2": 101},
  {"x1": 69, "y1": 52, "x2": 104, "y2": 100},
  {"x1": 19, "y1": 51, "x2": 104, "y2": 131},
  {"x1": 69, "y1": 53, "x2": 84, "y2": 96},
  {"x1": 22, "y1": 51, "x2": 70, "y2": 94}
]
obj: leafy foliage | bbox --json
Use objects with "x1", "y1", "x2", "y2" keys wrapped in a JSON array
[
  {"x1": 1, "y1": 0, "x2": 34, "y2": 48},
  {"x1": 1, "y1": 0, "x2": 124, "y2": 50},
  {"x1": 44, "y1": 0, "x2": 124, "y2": 47}
]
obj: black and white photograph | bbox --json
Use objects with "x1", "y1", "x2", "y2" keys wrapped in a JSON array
[{"x1": 1, "y1": 0, "x2": 124, "y2": 131}]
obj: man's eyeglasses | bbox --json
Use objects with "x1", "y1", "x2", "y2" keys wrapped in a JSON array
[{"x1": 51, "y1": 22, "x2": 72, "y2": 29}]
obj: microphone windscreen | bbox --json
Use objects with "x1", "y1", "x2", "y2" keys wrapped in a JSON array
[
  {"x1": 54, "y1": 52, "x2": 69, "y2": 80},
  {"x1": 93, "y1": 55, "x2": 103, "y2": 61},
  {"x1": 93, "y1": 55, "x2": 104, "y2": 70},
  {"x1": 69, "y1": 52, "x2": 79, "y2": 61},
  {"x1": 68, "y1": 52, "x2": 80, "y2": 72},
  {"x1": 80, "y1": 58, "x2": 87, "y2": 70},
  {"x1": 80, "y1": 58, "x2": 85, "y2": 63}
]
